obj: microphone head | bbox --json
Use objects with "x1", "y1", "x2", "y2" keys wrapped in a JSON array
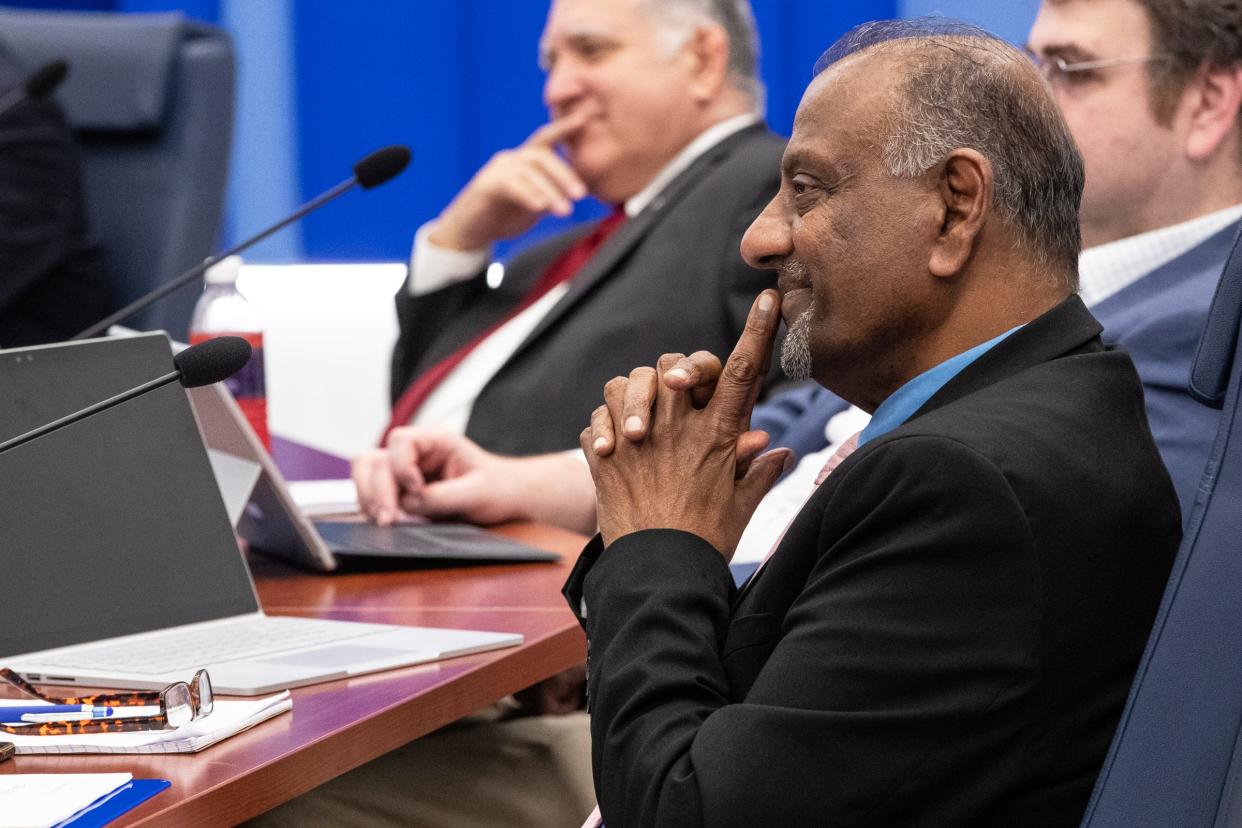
[
  {"x1": 354, "y1": 145, "x2": 411, "y2": 189},
  {"x1": 174, "y1": 336, "x2": 253, "y2": 388},
  {"x1": 25, "y1": 60, "x2": 69, "y2": 99}
]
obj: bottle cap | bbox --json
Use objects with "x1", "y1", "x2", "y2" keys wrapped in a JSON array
[{"x1": 204, "y1": 255, "x2": 244, "y2": 286}]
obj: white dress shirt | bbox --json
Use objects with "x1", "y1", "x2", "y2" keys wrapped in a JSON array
[
  {"x1": 1078, "y1": 204, "x2": 1242, "y2": 305},
  {"x1": 404, "y1": 114, "x2": 762, "y2": 433}
]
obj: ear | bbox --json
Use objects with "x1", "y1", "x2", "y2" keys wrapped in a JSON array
[
  {"x1": 1185, "y1": 65, "x2": 1242, "y2": 161},
  {"x1": 928, "y1": 148, "x2": 992, "y2": 279},
  {"x1": 686, "y1": 24, "x2": 731, "y2": 104}
]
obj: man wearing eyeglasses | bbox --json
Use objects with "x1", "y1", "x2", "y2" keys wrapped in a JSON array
[{"x1": 1022, "y1": 0, "x2": 1241, "y2": 515}]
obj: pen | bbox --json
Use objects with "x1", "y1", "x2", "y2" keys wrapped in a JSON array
[{"x1": 0, "y1": 704, "x2": 115, "y2": 723}]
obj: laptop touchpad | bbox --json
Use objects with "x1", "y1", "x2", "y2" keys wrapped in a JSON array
[{"x1": 262, "y1": 644, "x2": 410, "y2": 667}]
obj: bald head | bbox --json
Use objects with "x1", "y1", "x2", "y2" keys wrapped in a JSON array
[{"x1": 820, "y1": 20, "x2": 1085, "y2": 287}]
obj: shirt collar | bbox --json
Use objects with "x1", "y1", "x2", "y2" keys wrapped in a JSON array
[
  {"x1": 859, "y1": 325, "x2": 1022, "y2": 448},
  {"x1": 623, "y1": 114, "x2": 762, "y2": 218},
  {"x1": 1078, "y1": 203, "x2": 1242, "y2": 306}
]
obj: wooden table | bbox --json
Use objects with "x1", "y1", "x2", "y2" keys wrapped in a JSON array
[{"x1": 0, "y1": 522, "x2": 588, "y2": 826}]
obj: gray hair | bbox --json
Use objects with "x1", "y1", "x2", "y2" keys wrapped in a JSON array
[
  {"x1": 640, "y1": 0, "x2": 765, "y2": 110},
  {"x1": 816, "y1": 18, "x2": 1084, "y2": 288}
]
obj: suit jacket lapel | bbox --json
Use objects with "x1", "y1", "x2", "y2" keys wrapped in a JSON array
[{"x1": 508, "y1": 123, "x2": 771, "y2": 360}]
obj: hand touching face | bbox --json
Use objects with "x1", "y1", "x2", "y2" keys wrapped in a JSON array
[{"x1": 581, "y1": 290, "x2": 792, "y2": 557}]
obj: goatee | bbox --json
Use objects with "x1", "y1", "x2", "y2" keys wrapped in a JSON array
[{"x1": 781, "y1": 306, "x2": 814, "y2": 380}]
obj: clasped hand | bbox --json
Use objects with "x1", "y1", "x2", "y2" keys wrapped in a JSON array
[{"x1": 580, "y1": 289, "x2": 792, "y2": 558}]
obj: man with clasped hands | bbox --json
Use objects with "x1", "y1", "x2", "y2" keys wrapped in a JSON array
[{"x1": 567, "y1": 20, "x2": 1181, "y2": 827}]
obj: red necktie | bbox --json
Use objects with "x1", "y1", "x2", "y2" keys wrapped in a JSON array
[{"x1": 384, "y1": 209, "x2": 627, "y2": 443}]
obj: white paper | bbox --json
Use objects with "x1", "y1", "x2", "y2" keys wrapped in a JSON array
[
  {"x1": 0, "y1": 773, "x2": 132, "y2": 828},
  {"x1": 0, "y1": 691, "x2": 291, "y2": 754},
  {"x1": 288, "y1": 478, "x2": 359, "y2": 516}
]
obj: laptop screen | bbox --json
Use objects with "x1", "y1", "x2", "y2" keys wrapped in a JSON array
[{"x1": 0, "y1": 334, "x2": 259, "y2": 658}]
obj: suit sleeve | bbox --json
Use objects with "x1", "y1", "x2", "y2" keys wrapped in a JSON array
[
  {"x1": 390, "y1": 265, "x2": 489, "y2": 401},
  {"x1": 573, "y1": 435, "x2": 1043, "y2": 827},
  {"x1": 389, "y1": 226, "x2": 588, "y2": 402}
]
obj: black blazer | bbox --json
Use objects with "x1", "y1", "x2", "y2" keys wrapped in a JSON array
[
  {"x1": 391, "y1": 123, "x2": 785, "y2": 456},
  {"x1": 565, "y1": 296, "x2": 1181, "y2": 827},
  {"x1": 0, "y1": 39, "x2": 109, "y2": 347}
]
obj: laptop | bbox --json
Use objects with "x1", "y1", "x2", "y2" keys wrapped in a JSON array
[
  {"x1": 184, "y1": 380, "x2": 560, "y2": 572},
  {"x1": 0, "y1": 333, "x2": 521, "y2": 695}
]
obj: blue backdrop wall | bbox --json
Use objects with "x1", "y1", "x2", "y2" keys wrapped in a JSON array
[{"x1": 2, "y1": 0, "x2": 1041, "y2": 261}]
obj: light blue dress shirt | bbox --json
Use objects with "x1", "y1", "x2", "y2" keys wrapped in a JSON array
[{"x1": 858, "y1": 325, "x2": 1022, "y2": 448}]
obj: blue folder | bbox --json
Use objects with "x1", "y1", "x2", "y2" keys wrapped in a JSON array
[{"x1": 55, "y1": 778, "x2": 170, "y2": 828}]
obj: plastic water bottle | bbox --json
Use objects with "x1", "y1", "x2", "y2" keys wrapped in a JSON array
[{"x1": 189, "y1": 255, "x2": 270, "y2": 449}]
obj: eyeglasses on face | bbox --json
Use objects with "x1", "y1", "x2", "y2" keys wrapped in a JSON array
[
  {"x1": 0, "y1": 667, "x2": 213, "y2": 735},
  {"x1": 1027, "y1": 51, "x2": 1172, "y2": 87}
]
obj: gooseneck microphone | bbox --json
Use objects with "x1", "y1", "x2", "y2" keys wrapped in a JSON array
[
  {"x1": 72, "y1": 144, "x2": 413, "y2": 340},
  {"x1": 173, "y1": 335, "x2": 253, "y2": 387},
  {"x1": 0, "y1": 336, "x2": 251, "y2": 455},
  {"x1": 0, "y1": 59, "x2": 69, "y2": 119}
]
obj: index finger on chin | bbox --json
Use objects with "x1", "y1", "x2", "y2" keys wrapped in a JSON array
[
  {"x1": 707, "y1": 290, "x2": 780, "y2": 430},
  {"x1": 527, "y1": 108, "x2": 591, "y2": 148}
]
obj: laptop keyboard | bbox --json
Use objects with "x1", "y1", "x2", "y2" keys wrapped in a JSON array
[
  {"x1": 35, "y1": 616, "x2": 392, "y2": 675},
  {"x1": 314, "y1": 521, "x2": 559, "y2": 561}
]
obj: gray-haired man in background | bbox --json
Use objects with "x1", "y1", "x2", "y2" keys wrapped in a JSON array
[{"x1": 262, "y1": 1, "x2": 779, "y2": 825}]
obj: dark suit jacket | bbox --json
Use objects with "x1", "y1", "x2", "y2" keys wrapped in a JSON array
[
  {"x1": 564, "y1": 296, "x2": 1181, "y2": 827},
  {"x1": 391, "y1": 123, "x2": 784, "y2": 456},
  {"x1": 0, "y1": 39, "x2": 109, "y2": 347}
]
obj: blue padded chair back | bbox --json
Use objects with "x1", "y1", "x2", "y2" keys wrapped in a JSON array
[
  {"x1": 0, "y1": 9, "x2": 233, "y2": 339},
  {"x1": 1081, "y1": 224, "x2": 1242, "y2": 827}
]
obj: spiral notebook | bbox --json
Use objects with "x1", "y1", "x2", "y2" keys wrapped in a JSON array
[{"x1": 0, "y1": 692, "x2": 290, "y2": 755}]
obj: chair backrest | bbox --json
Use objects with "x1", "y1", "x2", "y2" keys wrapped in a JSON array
[
  {"x1": 0, "y1": 9, "x2": 233, "y2": 339},
  {"x1": 1080, "y1": 224, "x2": 1242, "y2": 828}
]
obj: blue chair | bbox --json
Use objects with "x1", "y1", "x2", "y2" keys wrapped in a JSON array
[
  {"x1": 1080, "y1": 224, "x2": 1242, "y2": 827},
  {"x1": 0, "y1": 9, "x2": 233, "y2": 339}
]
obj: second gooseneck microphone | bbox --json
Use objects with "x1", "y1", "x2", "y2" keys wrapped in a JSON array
[{"x1": 72, "y1": 145, "x2": 413, "y2": 341}]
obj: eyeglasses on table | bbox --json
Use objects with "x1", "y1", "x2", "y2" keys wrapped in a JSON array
[{"x1": 0, "y1": 667, "x2": 213, "y2": 735}]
